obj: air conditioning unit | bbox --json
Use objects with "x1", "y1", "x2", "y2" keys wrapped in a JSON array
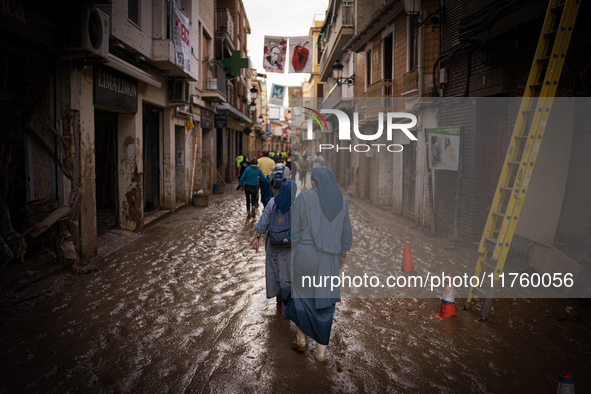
[
  {"x1": 64, "y1": 4, "x2": 110, "y2": 60},
  {"x1": 170, "y1": 79, "x2": 191, "y2": 105}
]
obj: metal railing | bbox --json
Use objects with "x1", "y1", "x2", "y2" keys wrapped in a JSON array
[
  {"x1": 227, "y1": 80, "x2": 235, "y2": 107},
  {"x1": 403, "y1": 68, "x2": 419, "y2": 93},
  {"x1": 215, "y1": 9, "x2": 235, "y2": 42}
]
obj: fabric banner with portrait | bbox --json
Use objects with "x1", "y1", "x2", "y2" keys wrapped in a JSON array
[
  {"x1": 173, "y1": 5, "x2": 191, "y2": 74},
  {"x1": 269, "y1": 84, "x2": 286, "y2": 106},
  {"x1": 263, "y1": 36, "x2": 287, "y2": 73},
  {"x1": 288, "y1": 36, "x2": 313, "y2": 73}
]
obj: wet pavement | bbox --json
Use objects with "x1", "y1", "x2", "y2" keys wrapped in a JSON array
[{"x1": 1, "y1": 183, "x2": 590, "y2": 393}]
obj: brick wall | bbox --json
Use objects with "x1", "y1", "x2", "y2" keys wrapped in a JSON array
[{"x1": 435, "y1": 9, "x2": 544, "y2": 240}]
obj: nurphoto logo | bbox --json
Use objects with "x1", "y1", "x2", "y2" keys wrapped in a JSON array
[{"x1": 299, "y1": 107, "x2": 417, "y2": 153}]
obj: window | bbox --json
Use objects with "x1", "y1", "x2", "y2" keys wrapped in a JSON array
[
  {"x1": 316, "y1": 83, "x2": 324, "y2": 98},
  {"x1": 366, "y1": 48, "x2": 372, "y2": 88},
  {"x1": 383, "y1": 33, "x2": 393, "y2": 80},
  {"x1": 316, "y1": 40, "x2": 321, "y2": 66},
  {"x1": 408, "y1": 18, "x2": 418, "y2": 71},
  {"x1": 128, "y1": 0, "x2": 139, "y2": 25}
]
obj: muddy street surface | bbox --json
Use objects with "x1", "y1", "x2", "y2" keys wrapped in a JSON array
[{"x1": 1, "y1": 184, "x2": 590, "y2": 393}]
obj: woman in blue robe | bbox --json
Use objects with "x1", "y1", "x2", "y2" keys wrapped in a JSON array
[
  {"x1": 284, "y1": 167, "x2": 352, "y2": 362},
  {"x1": 252, "y1": 180, "x2": 296, "y2": 314}
]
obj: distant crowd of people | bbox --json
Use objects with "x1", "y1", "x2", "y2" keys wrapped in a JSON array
[{"x1": 236, "y1": 151, "x2": 326, "y2": 218}]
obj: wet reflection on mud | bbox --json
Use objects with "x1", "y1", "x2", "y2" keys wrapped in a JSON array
[{"x1": 0, "y1": 186, "x2": 589, "y2": 392}]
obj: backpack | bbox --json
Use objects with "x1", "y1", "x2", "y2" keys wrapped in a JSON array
[
  {"x1": 269, "y1": 204, "x2": 291, "y2": 247},
  {"x1": 271, "y1": 165, "x2": 285, "y2": 188}
]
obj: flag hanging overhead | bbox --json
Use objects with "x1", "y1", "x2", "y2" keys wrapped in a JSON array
[
  {"x1": 263, "y1": 36, "x2": 287, "y2": 73},
  {"x1": 269, "y1": 84, "x2": 286, "y2": 106},
  {"x1": 288, "y1": 36, "x2": 313, "y2": 73}
]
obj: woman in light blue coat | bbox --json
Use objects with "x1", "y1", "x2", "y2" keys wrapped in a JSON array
[
  {"x1": 285, "y1": 167, "x2": 352, "y2": 362},
  {"x1": 252, "y1": 180, "x2": 296, "y2": 315}
]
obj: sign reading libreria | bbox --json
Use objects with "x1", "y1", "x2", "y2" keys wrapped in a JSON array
[{"x1": 94, "y1": 66, "x2": 138, "y2": 113}]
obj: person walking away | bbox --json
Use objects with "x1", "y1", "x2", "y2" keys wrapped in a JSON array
[
  {"x1": 238, "y1": 157, "x2": 250, "y2": 178},
  {"x1": 270, "y1": 160, "x2": 291, "y2": 197},
  {"x1": 252, "y1": 180, "x2": 297, "y2": 315},
  {"x1": 310, "y1": 152, "x2": 324, "y2": 168},
  {"x1": 238, "y1": 159, "x2": 269, "y2": 218},
  {"x1": 285, "y1": 167, "x2": 352, "y2": 362},
  {"x1": 257, "y1": 155, "x2": 275, "y2": 208},
  {"x1": 299, "y1": 154, "x2": 308, "y2": 187}
]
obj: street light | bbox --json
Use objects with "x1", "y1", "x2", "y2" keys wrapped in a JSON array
[
  {"x1": 404, "y1": 0, "x2": 444, "y2": 30},
  {"x1": 250, "y1": 86, "x2": 258, "y2": 100},
  {"x1": 332, "y1": 60, "x2": 355, "y2": 86},
  {"x1": 404, "y1": 0, "x2": 421, "y2": 16}
]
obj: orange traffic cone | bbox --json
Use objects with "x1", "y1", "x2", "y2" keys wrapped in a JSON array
[
  {"x1": 435, "y1": 280, "x2": 457, "y2": 319},
  {"x1": 402, "y1": 242, "x2": 414, "y2": 272},
  {"x1": 557, "y1": 371, "x2": 575, "y2": 394}
]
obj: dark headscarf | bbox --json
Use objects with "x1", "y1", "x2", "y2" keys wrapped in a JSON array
[
  {"x1": 311, "y1": 167, "x2": 343, "y2": 222},
  {"x1": 274, "y1": 180, "x2": 297, "y2": 214}
]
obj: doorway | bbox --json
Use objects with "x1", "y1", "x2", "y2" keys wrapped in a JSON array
[
  {"x1": 143, "y1": 104, "x2": 161, "y2": 212},
  {"x1": 403, "y1": 141, "x2": 417, "y2": 218},
  {"x1": 94, "y1": 109, "x2": 119, "y2": 235},
  {"x1": 175, "y1": 125, "x2": 187, "y2": 204}
]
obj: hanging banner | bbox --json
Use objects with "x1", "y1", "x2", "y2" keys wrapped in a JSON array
[
  {"x1": 269, "y1": 84, "x2": 286, "y2": 106},
  {"x1": 288, "y1": 36, "x2": 313, "y2": 73},
  {"x1": 268, "y1": 106, "x2": 281, "y2": 120},
  {"x1": 263, "y1": 36, "x2": 287, "y2": 73},
  {"x1": 173, "y1": 5, "x2": 191, "y2": 74}
]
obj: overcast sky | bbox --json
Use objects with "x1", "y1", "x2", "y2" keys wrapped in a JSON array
[{"x1": 242, "y1": 0, "x2": 329, "y2": 99}]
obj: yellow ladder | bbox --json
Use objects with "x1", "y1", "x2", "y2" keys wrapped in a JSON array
[{"x1": 464, "y1": 0, "x2": 580, "y2": 320}]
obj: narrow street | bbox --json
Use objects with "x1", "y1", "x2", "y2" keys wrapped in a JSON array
[{"x1": 1, "y1": 185, "x2": 589, "y2": 393}]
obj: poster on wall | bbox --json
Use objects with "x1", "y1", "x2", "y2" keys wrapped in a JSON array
[
  {"x1": 425, "y1": 126, "x2": 462, "y2": 171},
  {"x1": 173, "y1": 4, "x2": 191, "y2": 74},
  {"x1": 269, "y1": 84, "x2": 286, "y2": 106},
  {"x1": 263, "y1": 36, "x2": 287, "y2": 73},
  {"x1": 288, "y1": 36, "x2": 313, "y2": 73}
]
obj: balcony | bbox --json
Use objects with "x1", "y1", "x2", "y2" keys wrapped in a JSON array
[
  {"x1": 202, "y1": 63, "x2": 227, "y2": 103},
  {"x1": 318, "y1": 1, "x2": 355, "y2": 82},
  {"x1": 215, "y1": 9, "x2": 235, "y2": 51},
  {"x1": 151, "y1": 6, "x2": 197, "y2": 81},
  {"x1": 226, "y1": 80, "x2": 235, "y2": 108},
  {"x1": 403, "y1": 69, "x2": 419, "y2": 95}
]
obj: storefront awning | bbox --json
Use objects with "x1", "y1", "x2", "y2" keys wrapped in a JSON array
[
  {"x1": 107, "y1": 54, "x2": 162, "y2": 88},
  {"x1": 216, "y1": 102, "x2": 251, "y2": 124}
]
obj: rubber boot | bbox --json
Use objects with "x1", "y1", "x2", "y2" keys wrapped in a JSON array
[{"x1": 315, "y1": 343, "x2": 327, "y2": 362}]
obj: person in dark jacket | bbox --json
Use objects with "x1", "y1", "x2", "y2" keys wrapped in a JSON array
[{"x1": 239, "y1": 159, "x2": 270, "y2": 218}]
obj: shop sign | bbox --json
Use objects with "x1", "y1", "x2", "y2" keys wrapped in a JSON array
[
  {"x1": 202, "y1": 109, "x2": 214, "y2": 129},
  {"x1": 94, "y1": 66, "x2": 138, "y2": 113},
  {"x1": 214, "y1": 114, "x2": 228, "y2": 129}
]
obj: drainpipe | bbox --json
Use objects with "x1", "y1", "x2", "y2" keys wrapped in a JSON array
[{"x1": 418, "y1": 24, "x2": 424, "y2": 97}]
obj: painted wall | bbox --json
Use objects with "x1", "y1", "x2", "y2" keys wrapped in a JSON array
[
  {"x1": 71, "y1": 66, "x2": 98, "y2": 259},
  {"x1": 515, "y1": 100, "x2": 574, "y2": 246},
  {"x1": 557, "y1": 134, "x2": 591, "y2": 238}
]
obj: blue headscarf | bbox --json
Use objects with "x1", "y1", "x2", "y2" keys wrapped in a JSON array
[
  {"x1": 274, "y1": 180, "x2": 296, "y2": 214},
  {"x1": 311, "y1": 167, "x2": 343, "y2": 222}
]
